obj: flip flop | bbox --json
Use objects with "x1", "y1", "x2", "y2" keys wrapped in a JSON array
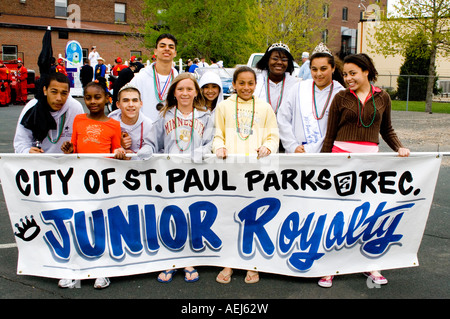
[
  {"x1": 184, "y1": 268, "x2": 199, "y2": 283},
  {"x1": 244, "y1": 270, "x2": 259, "y2": 284},
  {"x1": 157, "y1": 269, "x2": 177, "y2": 283},
  {"x1": 216, "y1": 269, "x2": 233, "y2": 284}
]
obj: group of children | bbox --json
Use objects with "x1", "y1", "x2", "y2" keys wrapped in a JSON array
[
  {"x1": 13, "y1": 36, "x2": 410, "y2": 289},
  {"x1": 59, "y1": 65, "x2": 277, "y2": 288}
]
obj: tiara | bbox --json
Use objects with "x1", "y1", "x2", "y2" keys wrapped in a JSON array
[
  {"x1": 312, "y1": 42, "x2": 333, "y2": 56},
  {"x1": 268, "y1": 42, "x2": 290, "y2": 53}
]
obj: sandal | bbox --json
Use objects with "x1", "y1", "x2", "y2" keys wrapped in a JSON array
[
  {"x1": 157, "y1": 269, "x2": 177, "y2": 283},
  {"x1": 244, "y1": 270, "x2": 259, "y2": 284},
  {"x1": 216, "y1": 268, "x2": 233, "y2": 284},
  {"x1": 184, "y1": 268, "x2": 199, "y2": 283},
  {"x1": 318, "y1": 275, "x2": 334, "y2": 288}
]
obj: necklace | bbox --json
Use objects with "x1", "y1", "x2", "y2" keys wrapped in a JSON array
[
  {"x1": 47, "y1": 112, "x2": 67, "y2": 144},
  {"x1": 357, "y1": 85, "x2": 377, "y2": 128},
  {"x1": 235, "y1": 96, "x2": 255, "y2": 141},
  {"x1": 312, "y1": 81, "x2": 334, "y2": 120},
  {"x1": 152, "y1": 64, "x2": 173, "y2": 103},
  {"x1": 265, "y1": 74, "x2": 285, "y2": 114},
  {"x1": 174, "y1": 107, "x2": 194, "y2": 151}
]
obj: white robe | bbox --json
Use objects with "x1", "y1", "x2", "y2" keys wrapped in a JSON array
[
  {"x1": 254, "y1": 70, "x2": 299, "y2": 118},
  {"x1": 277, "y1": 79, "x2": 344, "y2": 153}
]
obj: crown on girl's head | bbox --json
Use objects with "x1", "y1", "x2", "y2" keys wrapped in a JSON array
[
  {"x1": 268, "y1": 42, "x2": 291, "y2": 53},
  {"x1": 312, "y1": 42, "x2": 333, "y2": 56}
]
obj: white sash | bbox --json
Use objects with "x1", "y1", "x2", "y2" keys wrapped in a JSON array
[{"x1": 299, "y1": 80, "x2": 322, "y2": 145}]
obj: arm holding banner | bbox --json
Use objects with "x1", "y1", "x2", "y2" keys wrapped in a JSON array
[
  {"x1": 379, "y1": 93, "x2": 410, "y2": 157},
  {"x1": 212, "y1": 102, "x2": 227, "y2": 153},
  {"x1": 320, "y1": 93, "x2": 340, "y2": 153},
  {"x1": 145, "y1": 116, "x2": 165, "y2": 156}
]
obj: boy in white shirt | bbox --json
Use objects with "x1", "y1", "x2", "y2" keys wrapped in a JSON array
[{"x1": 108, "y1": 84, "x2": 153, "y2": 160}]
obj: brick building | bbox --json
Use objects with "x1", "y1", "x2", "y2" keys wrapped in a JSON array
[
  {"x1": 325, "y1": 0, "x2": 387, "y2": 58},
  {"x1": 0, "y1": 0, "x2": 145, "y2": 75},
  {"x1": 0, "y1": 0, "x2": 388, "y2": 75}
]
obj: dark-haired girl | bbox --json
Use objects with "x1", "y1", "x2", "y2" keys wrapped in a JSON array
[
  {"x1": 319, "y1": 53, "x2": 410, "y2": 288},
  {"x1": 278, "y1": 43, "x2": 345, "y2": 154},
  {"x1": 60, "y1": 81, "x2": 126, "y2": 289},
  {"x1": 61, "y1": 81, "x2": 126, "y2": 157},
  {"x1": 213, "y1": 66, "x2": 279, "y2": 284},
  {"x1": 254, "y1": 42, "x2": 299, "y2": 118}
]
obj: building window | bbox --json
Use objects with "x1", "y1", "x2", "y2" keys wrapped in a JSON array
[
  {"x1": 323, "y1": 4, "x2": 329, "y2": 19},
  {"x1": 342, "y1": 7, "x2": 348, "y2": 21},
  {"x1": 115, "y1": 3, "x2": 126, "y2": 23},
  {"x1": 55, "y1": 0, "x2": 67, "y2": 17},
  {"x1": 2, "y1": 45, "x2": 18, "y2": 61},
  {"x1": 130, "y1": 51, "x2": 142, "y2": 59},
  {"x1": 82, "y1": 48, "x2": 88, "y2": 62},
  {"x1": 58, "y1": 31, "x2": 69, "y2": 39},
  {"x1": 322, "y1": 29, "x2": 328, "y2": 44}
]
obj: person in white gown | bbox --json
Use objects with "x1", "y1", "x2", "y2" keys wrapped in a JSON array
[{"x1": 277, "y1": 42, "x2": 345, "y2": 154}]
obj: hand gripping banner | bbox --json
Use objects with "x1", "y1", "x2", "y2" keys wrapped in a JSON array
[{"x1": 0, "y1": 153, "x2": 442, "y2": 280}]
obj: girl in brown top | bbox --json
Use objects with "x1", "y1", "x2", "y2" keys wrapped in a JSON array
[
  {"x1": 321, "y1": 53, "x2": 410, "y2": 156},
  {"x1": 319, "y1": 53, "x2": 410, "y2": 288}
]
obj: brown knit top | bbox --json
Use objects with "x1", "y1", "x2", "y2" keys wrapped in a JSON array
[{"x1": 321, "y1": 88, "x2": 404, "y2": 152}]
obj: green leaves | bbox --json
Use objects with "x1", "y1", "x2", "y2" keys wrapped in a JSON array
[{"x1": 140, "y1": 0, "x2": 330, "y2": 66}]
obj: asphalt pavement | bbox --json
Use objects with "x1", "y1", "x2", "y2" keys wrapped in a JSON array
[{"x1": 0, "y1": 99, "x2": 448, "y2": 309}]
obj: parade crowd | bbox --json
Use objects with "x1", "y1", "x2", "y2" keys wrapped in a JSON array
[{"x1": 11, "y1": 33, "x2": 410, "y2": 290}]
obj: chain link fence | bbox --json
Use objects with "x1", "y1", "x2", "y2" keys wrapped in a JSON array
[{"x1": 377, "y1": 74, "x2": 450, "y2": 112}]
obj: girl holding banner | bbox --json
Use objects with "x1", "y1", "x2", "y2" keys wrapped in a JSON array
[
  {"x1": 213, "y1": 66, "x2": 279, "y2": 284},
  {"x1": 60, "y1": 80, "x2": 127, "y2": 289},
  {"x1": 277, "y1": 42, "x2": 345, "y2": 154},
  {"x1": 319, "y1": 53, "x2": 410, "y2": 288},
  {"x1": 147, "y1": 72, "x2": 214, "y2": 161},
  {"x1": 149, "y1": 72, "x2": 214, "y2": 283}
]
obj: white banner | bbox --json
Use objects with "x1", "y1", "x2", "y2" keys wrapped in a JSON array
[{"x1": 0, "y1": 153, "x2": 441, "y2": 280}]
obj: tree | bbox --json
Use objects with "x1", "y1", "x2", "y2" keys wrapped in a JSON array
[
  {"x1": 368, "y1": 0, "x2": 450, "y2": 113},
  {"x1": 258, "y1": 0, "x2": 330, "y2": 58},
  {"x1": 141, "y1": 0, "x2": 265, "y2": 67},
  {"x1": 397, "y1": 31, "x2": 439, "y2": 100},
  {"x1": 134, "y1": 0, "x2": 330, "y2": 67}
]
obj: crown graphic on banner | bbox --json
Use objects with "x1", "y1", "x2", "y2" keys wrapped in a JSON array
[{"x1": 14, "y1": 215, "x2": 41, "y2": 242}]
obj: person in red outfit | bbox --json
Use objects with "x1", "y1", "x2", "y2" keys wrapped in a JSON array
[
  {"x1": 111, "y1": 57, "x2": 128, "y2": 77},
  {"x1": 55, "y1": 58, "x2": 68, "y2": 76},
  {"x1": 0, "y1": 61, "x2": 12, "y2": 106},
  {"x1": 15, "y1": 59, "x2": 28, "y2": 104}
]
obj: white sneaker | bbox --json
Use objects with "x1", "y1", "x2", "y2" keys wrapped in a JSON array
[
  {"x1": 58, "y1": 278, "x2": 80, "y2": 288},
  {"x1": 94, "y1": 277, "x2": 110, "y2": 289}
]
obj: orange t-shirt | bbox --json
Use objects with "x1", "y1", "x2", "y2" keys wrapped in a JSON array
[{"x1": 71, "y1": 114, "x2": 122, "y2": 153}]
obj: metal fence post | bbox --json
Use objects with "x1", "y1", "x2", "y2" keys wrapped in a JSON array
[{"x1": 406, "y1": 76, "x2": 410, "y2": 111}]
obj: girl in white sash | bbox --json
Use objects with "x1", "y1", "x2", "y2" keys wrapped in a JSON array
[{"x1": 277, "y1": 43, "x2": 345, "y2": 154}]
